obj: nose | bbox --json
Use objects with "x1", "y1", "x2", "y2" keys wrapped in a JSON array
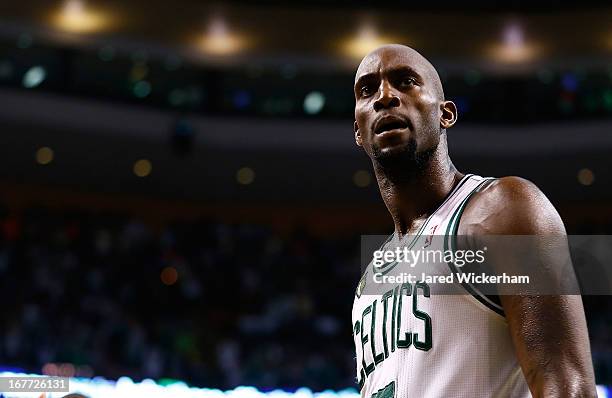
[{"x1": 373, "y1": 80, "x2": 400, "y2": 112}]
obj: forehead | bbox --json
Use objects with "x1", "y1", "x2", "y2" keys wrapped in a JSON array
[{"x1": 355, "y1": 46, "x2": 430, "y2": 82}]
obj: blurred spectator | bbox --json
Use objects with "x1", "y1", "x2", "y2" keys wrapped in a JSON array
[
  {"x1": 0, "y1": 205, "x2": 609, "y2": 389},
  {"x1": 0, "y1": 206, "x2": 358, "y2": 390}
]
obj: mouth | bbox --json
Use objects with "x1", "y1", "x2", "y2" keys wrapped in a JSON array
[{"x1": 373, "y1": 116, "x2": 410, "y2": 136}]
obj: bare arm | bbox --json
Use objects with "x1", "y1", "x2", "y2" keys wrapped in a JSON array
[{"x1": 459, "y1": 176, "x2": 597, "y2": 398}]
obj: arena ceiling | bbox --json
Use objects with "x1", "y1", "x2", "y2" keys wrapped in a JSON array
[{"x1": 0, "y1": 1, "x2": 611, "y2": 71}]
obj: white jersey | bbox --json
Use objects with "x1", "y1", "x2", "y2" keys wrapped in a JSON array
[{"x1": 352, "y1": 174, "x2": 531, "y2": 398}]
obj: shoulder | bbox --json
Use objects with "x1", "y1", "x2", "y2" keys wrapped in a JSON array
[{"x1": 458, "y1": 176, "x2": 566, "y2": 235}]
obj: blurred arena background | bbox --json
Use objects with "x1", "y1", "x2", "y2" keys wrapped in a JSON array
[{"x1": 0, "y1": 0, "x2": 611, "y2": 397}]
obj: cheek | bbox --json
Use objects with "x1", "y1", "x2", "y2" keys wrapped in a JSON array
[
  {"x1": 409, "y1": 95, "x2": 442, "y2": 145},
  {"x1": 412, "y1": 95, "x2": 440, "y2": 127},
  {"x1": 355, "y1": 105, "x2": 371, "y2": 131},
  {"x1": 414, "y1": 91, "x2": 438, "y2": 112},
  {"x1": 355, "y1": 102, "x2": 367, "y2": 118}
]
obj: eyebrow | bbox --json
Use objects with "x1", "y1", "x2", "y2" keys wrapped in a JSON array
[{"x1": 354, "y1": 66, "x2": 422, "y2": 90}]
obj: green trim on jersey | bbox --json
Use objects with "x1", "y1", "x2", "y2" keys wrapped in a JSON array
[
  {"x1": 369, "y1": 174, "x2": 474, "y2": 277},
  {"x1": 443, "y1": 178, "x2": 505, "y2": 317}
]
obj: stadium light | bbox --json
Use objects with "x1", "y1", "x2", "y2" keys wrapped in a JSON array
[
  {"x1": 303, "y1": 91, "x2": 325, "y2": 115},
  {"x1": 577, "y1": 168, "x2": 595, "y2": 186},
  {"x1": 488, "y1": 22, "x2": 539, "y2": 63},
  {"x1": 199, "y1": 16, "x2": 246, "y2": 55},
  {"x1": 341, "y1": 23, "x2": 397, "y2": 59},
  {"x1": 22, "y1": 66, "x2": 46, "y2": 88},
  {"x1": 35, "y1": 147, "x2": 54, "y2": 165},
  {"x1": 236, "y1": 167, "x2": 255, "y2": 185},
  {"x1": 52, "y1": 0, "x2": 111, "y2": 33},
  {"x1": 133, "y1": 81, "x2": 152, "y2": 98},
  {"x1": 133, "y1": 159, "x2": 152, "y2": 177}
]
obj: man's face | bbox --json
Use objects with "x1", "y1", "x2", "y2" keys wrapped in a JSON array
[{"x1": 354, "y1": 46, "x2": 445, "y2": 167}]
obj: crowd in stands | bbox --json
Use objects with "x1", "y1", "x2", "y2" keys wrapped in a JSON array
[{"x1": 0, "y1": 205, "x2": 610, "y2": 390}]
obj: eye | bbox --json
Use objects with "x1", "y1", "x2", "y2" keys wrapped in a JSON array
[
  {"x1": 360, "y1": 85, "x2": 374, "y2": 97},
  {"x1": 399, "y1": 76, "x2": 417, "y2": 88}
]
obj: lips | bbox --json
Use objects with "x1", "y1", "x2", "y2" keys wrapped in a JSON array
[{"x1": 373, "y1": 116, "x2": 410, "y2": 135}]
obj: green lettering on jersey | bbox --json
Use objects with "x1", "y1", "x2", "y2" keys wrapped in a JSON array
[
  {"x1": 355, "y1": 282, "x2": 432, "y2": 388},
  {"x1": 361, "y1": 305, "x2": 375, "y2": 376},
  {"x1": 390, "y1": 286, "x2": 398, "y2": 352},
  {"x1": 396, "y1": 283, "x2": 412, "y2": 348},
  {"x1": 381, "y1": 288, "x2": 394, "y2": 358},
  {"x1": 413, "y1": 282, "x2": 433, "y2": 351},
  {"x1": 353, "y1": 320, "x2": 366, "y2": 390},
  {"x1": 370, "y1": 300, "x2": 384, "y2": 365}
]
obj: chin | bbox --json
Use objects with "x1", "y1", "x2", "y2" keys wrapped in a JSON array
[
  {"x1": 373, "y1": 140, "x2": 415, "y2": 160},
  {"x1": 372, "y1": 138, "x2": 436, "y2": 172}
]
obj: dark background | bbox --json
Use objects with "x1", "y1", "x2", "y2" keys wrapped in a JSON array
[{"x1": 0, "y1": 0, "x2": 610, "y2": 392}]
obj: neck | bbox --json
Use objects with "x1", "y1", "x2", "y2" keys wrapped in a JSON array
[{"x1": 373, "y1": 137, "x2": 462, "y2": 237}]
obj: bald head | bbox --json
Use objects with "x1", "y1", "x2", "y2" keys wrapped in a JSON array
[
  {"x1": 355, "y1": 44, "x2": 445, "y2": 102},
  {"x1": 353, "y1": 43, "x2": 459, "y2": 171}
]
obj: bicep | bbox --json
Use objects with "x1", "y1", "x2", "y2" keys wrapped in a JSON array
[{"x1": 460, "y1": 177, "x2": 596, "y2": 396}]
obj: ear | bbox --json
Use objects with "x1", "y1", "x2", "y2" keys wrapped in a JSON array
[
  {"x1": 440, "y1": 100, "x2": 458, "y2": 130},
  {"x1": 354, "y1": 121, "x2": 363, "y2": 146}
]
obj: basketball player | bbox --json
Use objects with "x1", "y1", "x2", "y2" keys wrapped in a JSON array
[{"x1": 351, "y1": 44, "x2": 596, "y2": 397}]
